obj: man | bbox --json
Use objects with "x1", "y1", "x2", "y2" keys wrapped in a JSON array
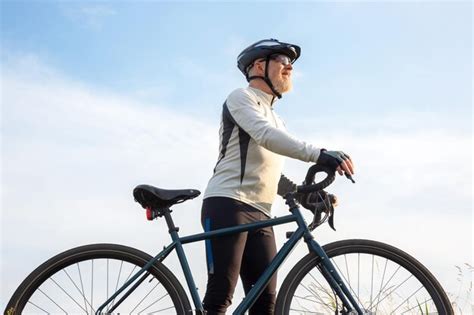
[{"x1": 201, "y1": 39, "x2": 354, "y2": 314}]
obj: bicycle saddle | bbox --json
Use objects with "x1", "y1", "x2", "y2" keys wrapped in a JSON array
[{"x1": 133, "y1": 184, "x2": 201, "y2": 210}]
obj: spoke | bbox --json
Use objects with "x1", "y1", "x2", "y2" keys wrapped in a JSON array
[
  {"x1": 50, "y1": 277, "x2": 89, "y2": 313},
  {"x1": 27, "y1": 300, "x2": 50, "y2": 314},
  {"x1": 91, "y1": 260, "x2": 95, "y2": 314},
  {"x1": 149, "y1": 305, "x2": 178, "y2": 314},
  {"x1": 369, "y1": 274, "x2": 414, "y2": 311},
  {"x1": 400, "y1": 297, "x2": 433, "y2": 314},
  {"x1": 302, "y1": 281, "x2": 334, "y2": 310},
  {"x1": 109, "y1": 272, "x2": 152, "y2": 313},
  {"x1": 137, "y1": 292, "x2": 169, "y2": 314},
  {"x1": 357, "y1": 253, "x2": 360, "y2": 298},
  {"x1": 110, "y1": 260, "x2": 124, "y2": 308},
  {"x1": 297, "y1": 280, "x2": 335, "y2": 312},
  {"x1": 63, "y1": 268, "x2": 94, "y2": 313},
  {"x1": 374, "y1": 258, "x2": 388, "y2": 314},
  {"x1": 131, "y1": 281, "x2": 161, "y2": 313},
  {"x1": 390, "y1": 285, "x2": 424, "y2": 314},
  {"x1": 332, "y1": 258, "x2": 365, "y2": 308},
  {"x1": 344, "y1": 254, "x2": 351, "y2": 287},
  {"x1": 106, "y1": 259, "x2": 109, "y2": 313},
  {"x1": 294, "y1": 294, "x2": 333, "y2": 307},
  {"x1": 308, "y1": 269, "x2": 336, "y2": 301},
  {"x1": 370, "y1": 255, "x2": 374, "y2": 309},
  {"x1": 76, "y1": 263, "x2": 88, "y2": 314},
  {"x1": 115, "y1": 261, "x2": 124, "y2": 292},
  {"x1": 368, "y1": 263, "x2": 402, "y2": 310},
  {"x1": 124, "y1": 265, "x2": 138, "y2": 284},
  {"x1": 37, "y1": 287, "x2": 68, "y2": 314},
  {"x1": 289, "y1": 308, "x2": 320, "y2": 314},
  {"x1": 294, "y1": 294, "x2": 319, "y2": 303}
]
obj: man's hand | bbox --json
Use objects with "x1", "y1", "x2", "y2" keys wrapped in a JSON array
[{"x1": 317, "y1": 149, "x2": 355, "y2": 176}]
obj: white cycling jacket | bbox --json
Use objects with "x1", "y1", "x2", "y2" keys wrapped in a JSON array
[{"x1": 203, "y1": 87, "x2": 321, "y2": 216}]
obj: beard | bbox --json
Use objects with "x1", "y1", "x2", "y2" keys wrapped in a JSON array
[{"x1": 272, "y1": 74, "x2": 293, "y2": 94}]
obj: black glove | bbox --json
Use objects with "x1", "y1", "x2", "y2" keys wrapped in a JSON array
[{"x1": 317, "y1": 149, "x2": 351, "y2": 170}]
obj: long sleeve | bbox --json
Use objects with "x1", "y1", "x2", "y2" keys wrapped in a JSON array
[{"x1": 226, "y1": 88, "x2": 321, "y2": 163}]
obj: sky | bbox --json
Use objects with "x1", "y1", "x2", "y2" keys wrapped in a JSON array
[{"x1": 1, "y1": 1, "x2": 472, "y2": 313}]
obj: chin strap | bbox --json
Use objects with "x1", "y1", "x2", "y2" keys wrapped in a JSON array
[{"x1": 246, "y1": 58, "x2": 282, "y2": 99}]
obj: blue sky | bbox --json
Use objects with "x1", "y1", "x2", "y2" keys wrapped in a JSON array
[
  {"x1": 1, "y1": 1, "x2": 472, "y2": 312},
  {"x1": 2, "y1": 2, "x2": 471, "y2": 120}
]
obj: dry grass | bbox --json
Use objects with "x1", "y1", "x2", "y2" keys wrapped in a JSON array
[{"x1": 448, "y1": 263, "x2": 473, "y2": 314}]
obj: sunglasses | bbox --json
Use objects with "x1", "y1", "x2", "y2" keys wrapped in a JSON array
[
  {"x1": 247, "y1": 54, "x2": 293, "y2": 73},
  {"x1": 255, "y1": 54, "x2": 293, "y2": 66},
  {"x1": 269, "y1": 54, "x2": 293, "y2": 66}
]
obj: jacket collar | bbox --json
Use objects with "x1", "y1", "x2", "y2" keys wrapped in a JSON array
[{"x1": 248, "y1": 86, "x2": 277, "y2": 107}]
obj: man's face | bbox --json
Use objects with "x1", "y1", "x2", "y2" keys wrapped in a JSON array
[{"x1": 267, "y1": 54, "x2": 293, "y2": 94}]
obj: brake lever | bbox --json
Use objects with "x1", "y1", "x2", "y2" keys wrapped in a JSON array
[
  {"x1": 327, "y1": 202, "x2": 336, "y2": 231},
  {"x1": 345, "y1": 172, "x2": 356, "y2": 184},
  {"x1": 313, "y1": 211, "x2": 322, "y2": 227}
]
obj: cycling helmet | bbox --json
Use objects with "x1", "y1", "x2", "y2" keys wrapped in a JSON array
[{"x1": 237, "y1": 38, "x2": 301, "y2": 98}]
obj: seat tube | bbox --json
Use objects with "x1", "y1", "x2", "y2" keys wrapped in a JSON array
[{"x1": 163, "y1": 210, "x2": 204, "y2": 312}]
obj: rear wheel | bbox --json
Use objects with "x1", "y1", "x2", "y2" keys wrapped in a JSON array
[
  {"x1": 276, "y1": 239, "x2": 453, "y2": 314},
  {"x1": 5, "y1": 243, "x2": 192, "y2": 314}
]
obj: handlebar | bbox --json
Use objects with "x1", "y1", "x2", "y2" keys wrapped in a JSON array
[
  {"x1": 296, "y1": 164, "x2": 335, "y2": 193},
  {"x1": 290, "y1": 164, "x2": 355, "y2": 232},
  {"x1": 296, "y1": 164, "x2": 355, "y2": 194}
]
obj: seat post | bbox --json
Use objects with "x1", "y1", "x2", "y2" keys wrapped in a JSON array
[{"x1": 162, "y1": 208, "x2": 180, "y2": 238}]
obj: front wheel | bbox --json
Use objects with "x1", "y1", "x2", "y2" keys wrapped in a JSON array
[
  {"x1": 5, "y1": 243, "x2": 192, "y2": 314},
  {"x1": 276, "y1": 239, "x2": 453, "y2": 314}
]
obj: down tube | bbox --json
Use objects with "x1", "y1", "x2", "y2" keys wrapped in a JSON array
[{"x1": 233, "y1": 227, "x2": 305, "y2": 315}]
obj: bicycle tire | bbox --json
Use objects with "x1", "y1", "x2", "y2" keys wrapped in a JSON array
[
  {"x1": 5, "y1": 243, "x2": 192, "y2": 314},
  {"x1": 275, "y1": 239, "x2": 453, "y2": 315}
]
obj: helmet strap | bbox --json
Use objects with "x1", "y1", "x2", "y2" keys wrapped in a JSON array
[
  {"x1": 263, "y1": 58, "x2": 282, "y2": 99},
  {"x1": 246, "y1": 57, "x2": 282, "y2": 99}
]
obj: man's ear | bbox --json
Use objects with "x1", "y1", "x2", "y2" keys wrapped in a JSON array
[{"x1": 254, "y1": 60, "x2": 265, "y2": 75}]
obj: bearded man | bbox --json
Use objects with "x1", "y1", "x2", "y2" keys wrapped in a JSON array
[{"x1": 201, "y1": 39, "x2": 354, "y2": 314}]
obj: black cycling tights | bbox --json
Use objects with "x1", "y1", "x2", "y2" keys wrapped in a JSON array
[{"x1": 201, "y1": 197, "x2": 277, "y2": 315}]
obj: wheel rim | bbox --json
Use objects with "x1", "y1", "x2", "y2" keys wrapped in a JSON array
[
  {"x1": 19, "y1": 257, "x2": 178, "y2": 314},
  {"x1": 288, "y1": 252, "x2": 443, "y2": 314}
]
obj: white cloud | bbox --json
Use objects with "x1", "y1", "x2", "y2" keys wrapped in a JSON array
[
  {"x1": 1, "y1": 54, "x2": 218, "y2": 306},
  {"x1": 1, "y1": 54, "x2": 472, "y2": 312}
]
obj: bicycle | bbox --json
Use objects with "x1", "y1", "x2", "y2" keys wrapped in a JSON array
[{"x1": 5, "y1": 164, "x2": 453, "y2": 314}]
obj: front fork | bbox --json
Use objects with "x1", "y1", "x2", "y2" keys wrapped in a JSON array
[
  {"x1": 306, "y1": 237, "x2": 364, "y2": 314},
  {"x1": 287, "y1": 196, "x2": 365, "y2": 315}
]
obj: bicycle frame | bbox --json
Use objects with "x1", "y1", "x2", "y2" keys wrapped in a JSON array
[{"x1": 96, "y1": 196, "x2": 364, "y2": 315}]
